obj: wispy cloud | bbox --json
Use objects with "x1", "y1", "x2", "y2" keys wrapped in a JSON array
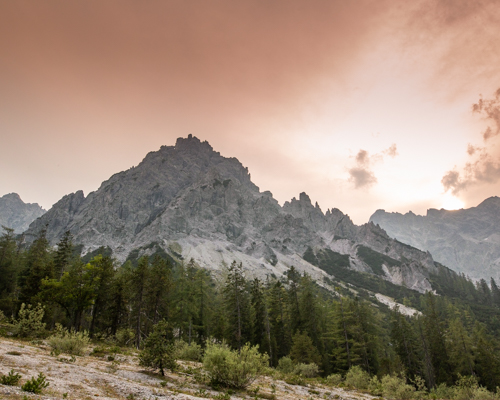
[
  {"x1": 442, "y1": 89, "x2": 500, "y2": 194},
  {"x1": 348, "y1": 144, "x2": 398, "y2": 189}
]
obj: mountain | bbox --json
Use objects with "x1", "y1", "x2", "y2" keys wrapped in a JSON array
[
  {"x1": 0, "y1": 193, "x2": 45, "y2": 234},
  {"x1": 25, "y1": 135, "x2": 440, "y2": 292},
  {"x1": 370, "y1": 197, "x2": 500, "y2": 281}
]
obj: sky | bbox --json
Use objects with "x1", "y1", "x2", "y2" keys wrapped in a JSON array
[{"x1": 1, "y1": 0, "x2": 500, "y2": 224}]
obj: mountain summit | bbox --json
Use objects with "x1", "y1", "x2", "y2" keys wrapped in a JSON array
[
  {"x1": 0, "y1": 193, "x2": 45, "y2": 233},
  {"x1": 370, "y1": 197, "x2": 500, "y2": 281},
  {"x1": 26, "y1": 135, "x2": 438, "y2": 292}
]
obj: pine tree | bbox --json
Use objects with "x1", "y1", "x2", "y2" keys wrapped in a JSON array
[
  {"x1": 0, "y1": 227, "x2": 20, "y2": 315},
  {"x1": 131, "y1": 256, "x2": 149, "y2": 348},
  {"x1": 88, "y1": 255, "x2": 115, "y2": 336},
  {"x1": 390, "y1": 308, "x2": 423, "y2": 380},
  {"x1": 53, "y1": 231, "x2": 74, "y2": 279},
  {"x1": 422, "y1": 293, "x2": 452, "y2": 386},
  {"x1": 446, "y1": 318, "x2": 475, "y2": 377},
  {"x1": 490, "y1": 278, "x2": 500, "y2": 308},
  {"x1": 146, "y1": 255, "x2": 173, "y2": 326},
  {"x1": 472, "y1": 324, "x2": 500, "y2": 391},
  {"x1": 19, "y1": 227, "x2": 54, "y2": 305},
  {"x1": 223, "y1": 261, "x2": 250, "y2": 350},
  {"x1": 289, "y1": 331, "x2": 321, "y2": 365},
  {"x1": 250, "y1": 278, "x2": 271, "y2": 360},
  {"x1": 267, "y1": 279, "x2": 290, "y2": 365},
  {"x1": 285, "y1": 266, "x2": 302, "y2": 334}
]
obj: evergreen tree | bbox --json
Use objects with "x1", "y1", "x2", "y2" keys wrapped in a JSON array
[
  {"x1": 130, "y1": 256, "x2": 149, "y2": 348},
  {"x1": 250, "y1": 278, "x2": 271, "y2": 359},
  {"x1": 88, "y1": 255, "x2": 115, "y2": 336},
  {"x1": 146, "y1": 255, "x2": 173, "y2": 325},
  {"x1": 0, "y1": 227, "x2": 20, "y2": 315},
  {"x1": 422, "y1": 293, "x2": 452, "y2": 386},
  {"x1": 289, "y1": 331, "x2": 321, "y2": 366},
  {"x1": 223, "y1": 261, "x2": 250, "y2": 350},
  {"x1": 490, "y1": 278, "x2": 500, "y2": 308},
  {"x1": 19, "y1": 227, "x2": 54, "y2": 305},
  {"x1": 266, "y1": 279, "x2": 290, "y2": 365},
  {"x1": 390, "y1": 308, "x2": 423, "y2": 380},
  {"x1": 446, "y1": 318, "x2": 475, "y2": 377},
  {"x1": 285, "y1": 266, "x2": 302, "y2": 334},
  {"x1": 53, "y1": 231, "x2": 74, "y2": 279}
]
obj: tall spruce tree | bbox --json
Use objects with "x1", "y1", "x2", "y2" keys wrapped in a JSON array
[{"x1": 223, "y1": 261, "x2": 250, "y2": 350}]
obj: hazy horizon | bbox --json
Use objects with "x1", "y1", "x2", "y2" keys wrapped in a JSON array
[{"x1": 1, "y1": 1, "x2": 500, "y2": 224}]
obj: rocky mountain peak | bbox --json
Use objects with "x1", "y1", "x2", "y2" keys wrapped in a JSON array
[
  {"x1": 0, "y1": 193, "x2": 46, "y2": 234},
  {"x1": 23, "y1": 136, "x2": 443, "y2": 293},
  {"x1": 370, "y1": 198, "x2": 500, "y2": 280}
]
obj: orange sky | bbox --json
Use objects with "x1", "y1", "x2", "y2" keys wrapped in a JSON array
[{"x1": 1, "y1": 0, "x2": 500, "y2": 223}]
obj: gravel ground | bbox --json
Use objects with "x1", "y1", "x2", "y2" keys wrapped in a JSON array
[{"x1": 0, "y1": 338, "x2": 375, "y2": 400}]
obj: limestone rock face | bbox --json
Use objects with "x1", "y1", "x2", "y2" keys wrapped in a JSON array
[
  {"x1": 0, "y1": 193, "x2": 45, "y2": 234},
  {"x1": 370, "y1": 197, "x2": 500, "y2": 281},
  {"x1": 25, "y1": 135, "x2": 440, "y2": 292}
]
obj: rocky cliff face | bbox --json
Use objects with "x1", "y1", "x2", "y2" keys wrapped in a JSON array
[
  {"x1": 370, "y1": 197, "x2": 500, "y2": 281},
  {"x1": 0, "y1": 193, "x2": 45, "y2": 233},
  {"x1": 25, "y1": 135, "x2": 439, "y2": 292}
]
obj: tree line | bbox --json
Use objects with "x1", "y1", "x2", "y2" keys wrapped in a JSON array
[{"x1": 1, "y1": 226, "x2": 500, "y2": 391}]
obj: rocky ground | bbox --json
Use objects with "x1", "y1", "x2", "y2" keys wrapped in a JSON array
[{"x1": 0, "y1": 338, "x2": 375, "y2": 400}]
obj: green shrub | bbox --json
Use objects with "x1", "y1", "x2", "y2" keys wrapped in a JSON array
[
  {"x1": 277, "y1": 356, "x2": 294, "y2": 374},
  {"x1": 381, "y1": 374, "x2": 415, "y2": 400},
  {"x1": 13, "y1": 303, "x2": 46, "y2": 338},
  {"x1": 21, "y1": 372, "x2": 49, "y2": 394},
  {"x1": 139, "y1": 320, "x2": 177, "y2": 376},
  {"x1": 452, "y1": 374, "x2": 495, "y2": 400},
  {"x1": 47, "y1": 324, "x2": 90, "y2": 356},
  {"x1": 369, "y1": 376, "x2": 383, "y2": 396},
  {"x1": 454, "y1": 374, "x2": 479, "y2": 400},
  {"x1": 0, "y1": 369, "x2": 22, "y2": 385},
  {"x1": 344, "y1": 365, "x2": 370, "y2": 390},
  {"x1": 203, "y1": 341, "x2": 268, "y2": 389},
  {"x1": 115, "y1": 328, "x2": 135, "y2": 347},
  {"x1": 430, "y1": 383, "x2": 455, "y2": 400},
  {"x1": 325, "y1": 373, "x2": 343, "y2": 386},
  {"x1": 174, "y1": 339, "x2": 202, "y2": 361},
  {"x1": 293, "y1": 363, "x2": 319, "y2": 378}
]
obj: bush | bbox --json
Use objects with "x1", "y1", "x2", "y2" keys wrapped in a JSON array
[
  {"x1": 13, "y1": 303, "x2": 46, "y2": 338},
  {"x1": 21, "y1": 372, "x2": 49, "y2": 394},
  {"x1": 277, "y1": 356, "x2": 294, "y2": 374},
  {"x1": 293, "y1": 363, "x2": 319, "y2": 378},
  {"x1": 430, "y1": 383, "x2": 455, "y2": 400},
  {"x1": 344, "y1": 365, "x2": 370, "y2": 390},
  {"x1": 115, "y1": 328, "x2": 135, "y2": 347},
  {"x1": 174, "y1": 339, "x2": 202, "y2": 361},
  {"x1": 203, "y1": 341, "x2": 268, "y2": 389},
  {"x1": 369, "y1": 376, "x2": 383, "y2": 396},
  {"x1": 139, "y1": 320, "x2": 177, "y2": 376},
  {"x1": 0, "y1": 369, "x2": 22, "y2": 385},
  {"x1": 47, "y1": 324, "x2": 90, "y2": 356},
  {"x1": 325, "y1": 373, "x2": 343, "y2": 386},
  {"x1": 381, "y1": 374, "x2": 415, "y2": 400}
]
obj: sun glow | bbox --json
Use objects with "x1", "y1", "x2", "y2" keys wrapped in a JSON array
[{"x1": 440, "y1": 193, "x2": 465, "y2": 210}]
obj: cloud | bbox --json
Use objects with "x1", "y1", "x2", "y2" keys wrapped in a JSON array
[
  {"x1": 348, "y1": 144, "x2": 397, "y2": 189},
  {"x1": 472, "y1": 88, "x2": 500, "y2": 141},
  {"x1": 349, "y1": 166, "x2": 377, "y2": 189},
  {"x1": 443, "y1": 89, "x2": 500, "y2": 194}
]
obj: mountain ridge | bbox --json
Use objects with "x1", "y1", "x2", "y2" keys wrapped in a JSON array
[
  {"x1": 0, "y1": 193, "x2": 46, "y2": 234},
  {"x1": 25, "y1": 135, "x2": 440, "y2": 292},
  {"x1": 370, "y1": 198, "x2": 500, "y2": 281}
]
